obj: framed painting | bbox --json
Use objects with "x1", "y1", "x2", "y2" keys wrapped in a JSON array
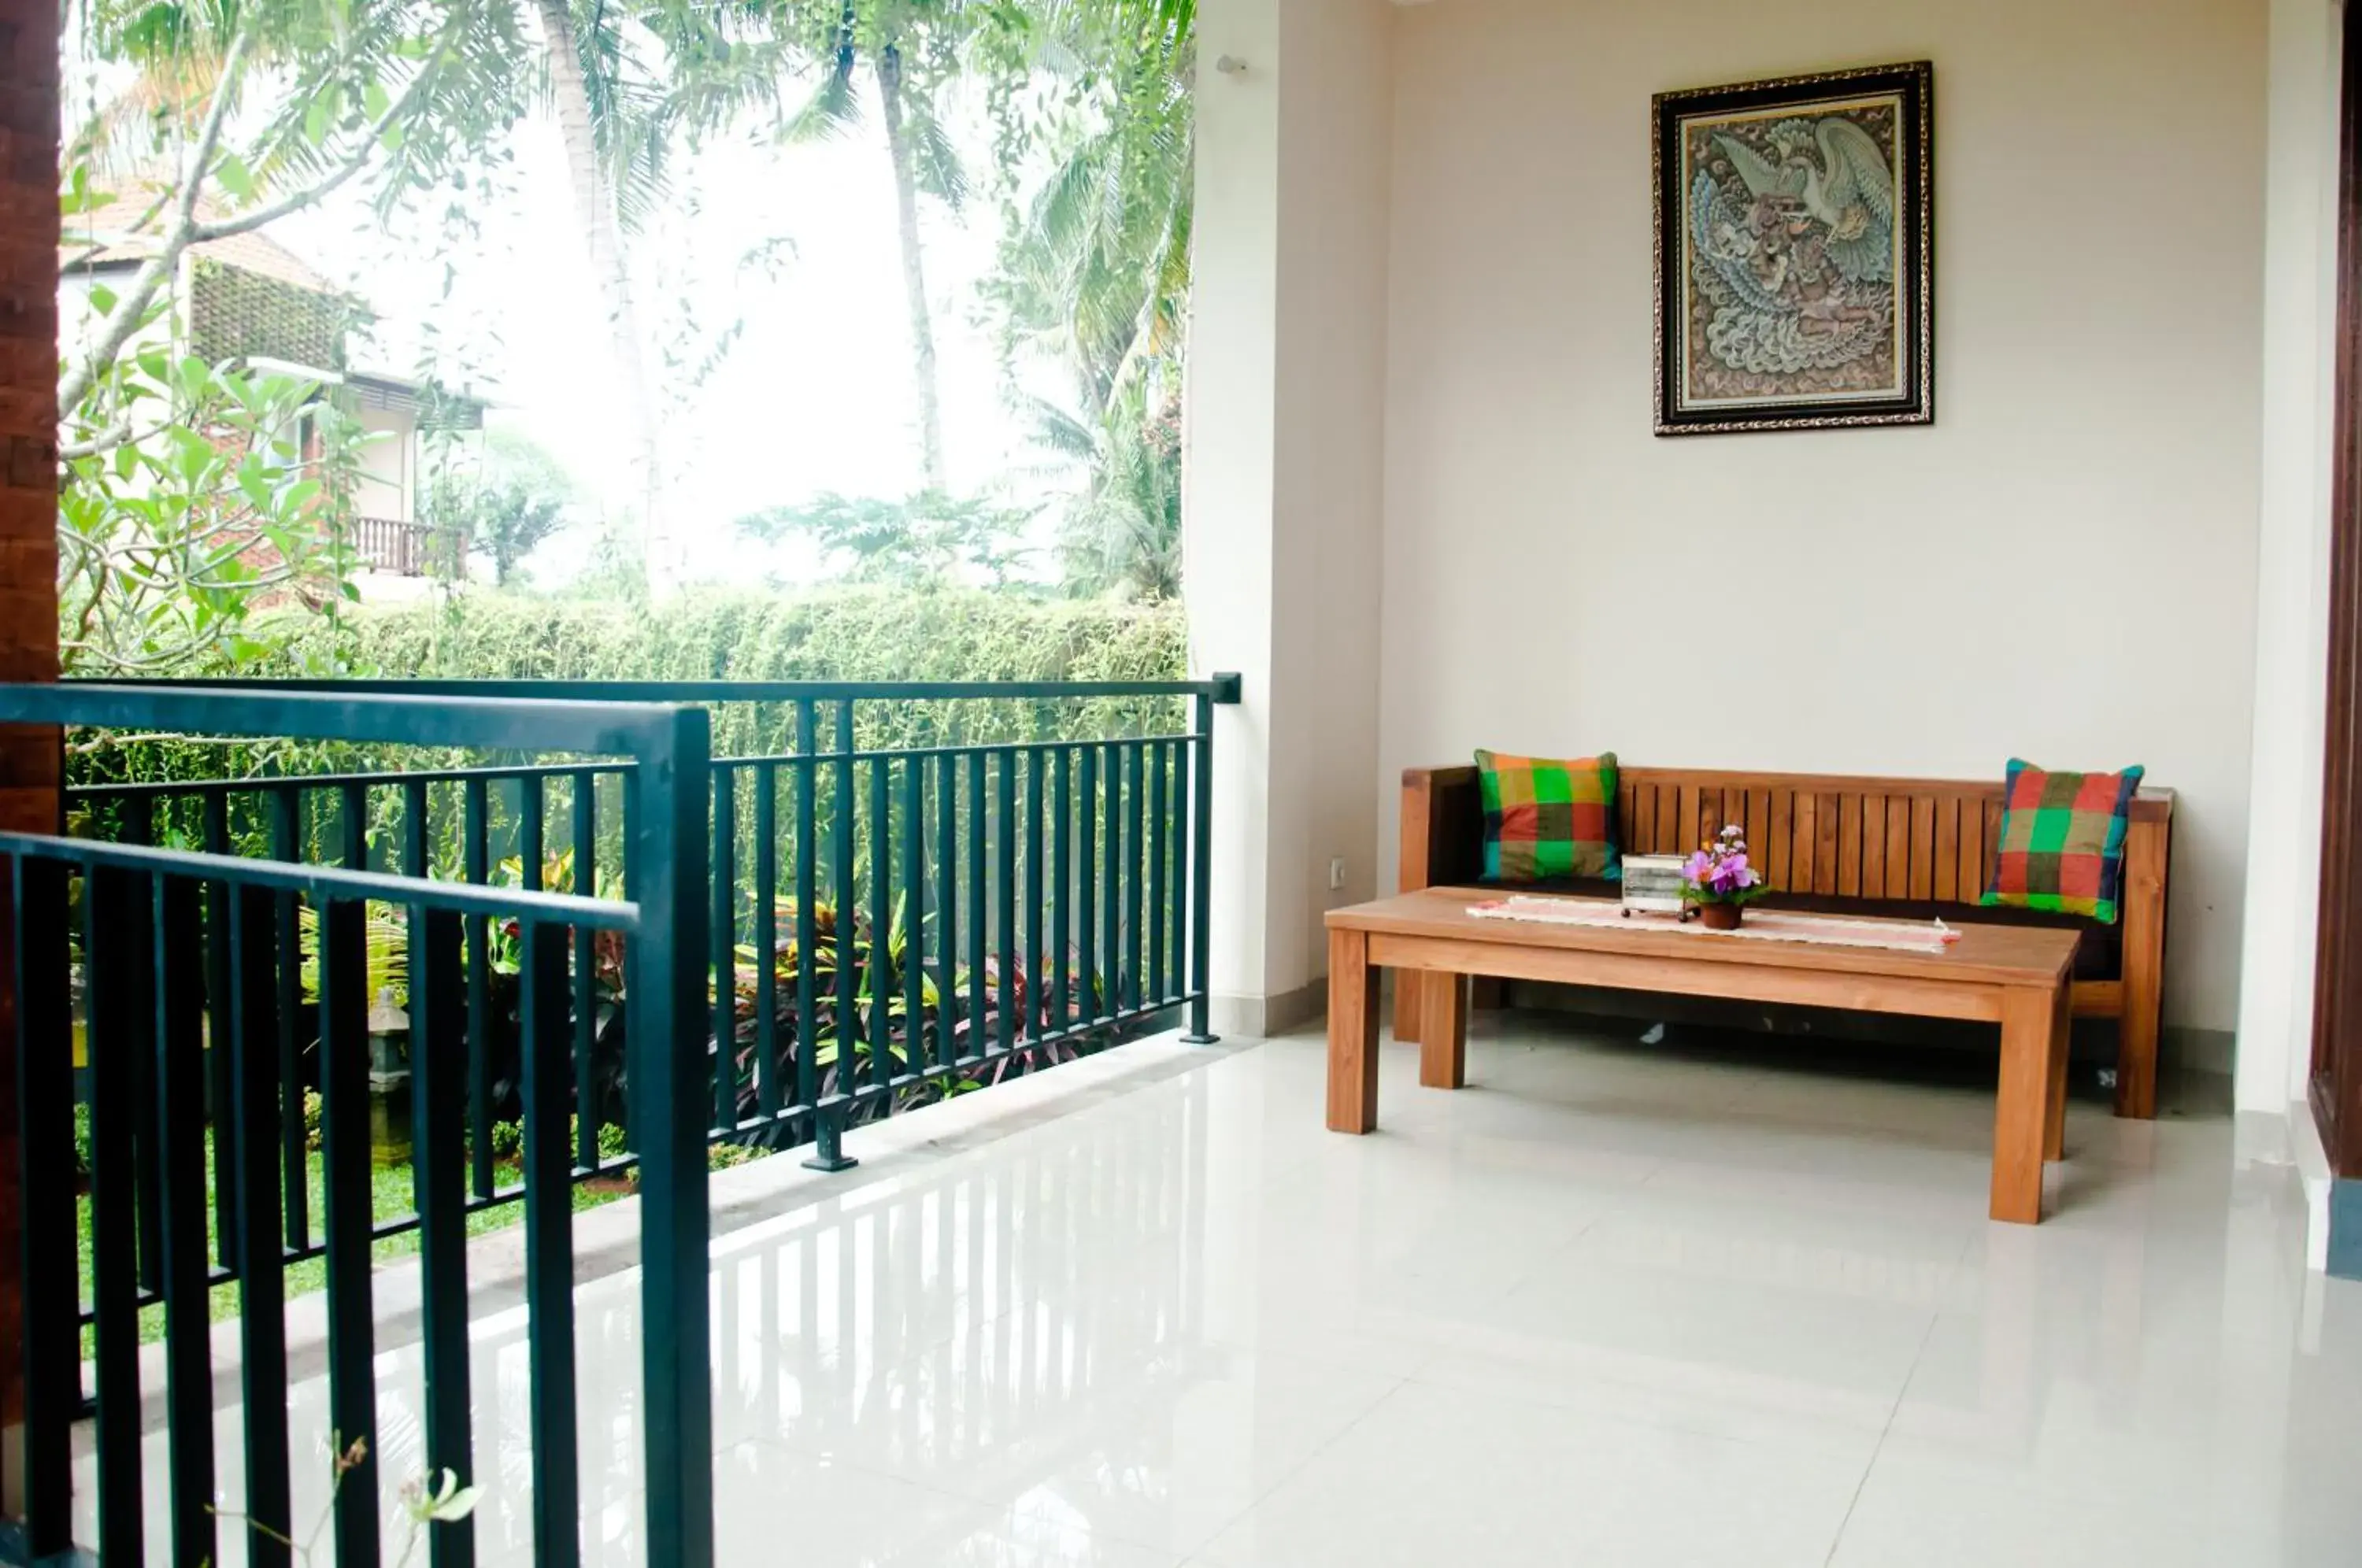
[{"x1": 1653, "y1": 61, "x2": 1934, "y2": 435}]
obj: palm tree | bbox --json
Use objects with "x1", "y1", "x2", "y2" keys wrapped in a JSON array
[
  {"x1": 529, "y1": 0, "x2": 673, "y2": 593},
  {"x1": 780, "y1": 0, "x2": 977, "y2": 494}
]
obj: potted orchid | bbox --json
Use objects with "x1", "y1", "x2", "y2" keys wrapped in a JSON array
[{"x1": 1682, "y1": 824, "x2": 1765, "y2": 930}]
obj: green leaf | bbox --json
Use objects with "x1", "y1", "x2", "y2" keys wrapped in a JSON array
[
  {"x1": 213, "y1": 152, "x2": 256, "y2": 204},
  {"x1": 87, "y1": 283, "x2": 117, "y2": 316}
]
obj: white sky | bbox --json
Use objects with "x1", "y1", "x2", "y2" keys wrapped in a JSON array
[{"x1": 274, "y1": 73, "x2": 1059, "y2": 587}]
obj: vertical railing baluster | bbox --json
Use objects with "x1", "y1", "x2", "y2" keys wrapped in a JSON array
[
  {"x1": 120, "y1": 795, "x2": 162, "y2": 1296},
  {"x1": 712, "y1": 767, "x2": 737, "y2": 1132},
  {"x1": 1076, "y1": 746, "x2": 1098, "y2": 1030},
  {"x1": 1053, "y1": 746, "x2": 1072, "y2": 1034},
  {"x1": 1126, "y1": 742, "x2": 1145, "y2": 1017},
  {"x1": 520, "y1": 774, "x2": 545, "y2": 891},
  {"x1": 996, "y1": 749, "x2": 1016, "y2": 1056},
  {"x1": 901, "y1": 756, "x2": 924, "y2": 1076},
  {"x1": 268, "y1": 787, "x2": 307, "y2": 1248},
  {"x1": 835, "y1": 704, "x2": 859, "y2": 1104},
  {"x1": 797, "y1": 701, "x2": 850, "y2": 1170},
  {"x1": 1150, "y1": 742, "x2": 1169, "y2": 1006},
  {"x1": 966, "y1": 748, "x2": 986, "y2": 1056},
  {"x1": 202, "y1": 792, "x2": 237, "y2": 1269},
  {"x1": 319, "y1": 895, "x2": 379, "y2": 1564},
  {"x1": 1024, "y1": 747, "x2": 1044, "y2": 1041},
  {"x1": 230, "y1": 885, "x2": 291, "y2": 1568},
  {"x1": 1185, "y1": 690, "x2": 1217, "y2": 1042},
  {"x1": 13, "y1": 856, "x2": 77, "y2": 1557},
  {"x1": 574, "y1": 768, "x2": 599, "y2": 1170},
  {"x1": 522, "y1": 919, "x2": 580, "y2": 1568},
  {"x1": 84, "y1": 864, "x2": 149, "y2": 1563},
  {"x1": 157, "y1": 875, "x2": 217, "y2": 1566},
  {"x1": 756, "y1": 762, "x2": 779, "y2": 1120},
  {"x1": 936, "y1": 750, "x2": 958, "y2": 1071},
  {"x1": 340, "y1": 779, "x2": 368, "y2": 871},
  {"x1": 463, "y1": 777, "x2": 494, "y2": 1202},
  {"x1": 1100, "y1": 742, "x2": 1120, "y2": 1034},
  {"x1": 869, "y1": 744, "x2": 893, "y2": 1089},
  {"x1": 413, "y1": 905, "x2": 476, "y2": 1568}
]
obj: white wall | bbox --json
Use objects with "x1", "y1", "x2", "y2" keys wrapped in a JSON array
[
  {"x1": 355, "y1": 408, "x2": 414, "y2": 522},
  {"x1": 2237, "y1": 0, "x2": 2342, "y2": 1112},
  {"x1": 1187, "y1": 0, "x2": 1394, "y2": 1029},
  {"x1": 1379, "y1": 0, "x2": 2268, "y2": 1035}
]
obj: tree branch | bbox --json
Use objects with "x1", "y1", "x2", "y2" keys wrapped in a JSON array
[
  {"x1": 189, "y1": 13, "x2": 472, "y2": 244},
  {"x1": 55, "y1": 22, "x2": 254, "y2": 414}
]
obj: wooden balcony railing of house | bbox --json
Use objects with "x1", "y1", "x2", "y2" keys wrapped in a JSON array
[
  {"x1": 350, "y1": 515, "x2": 452, "y2": 576},
  {"x1": 0, "y1": 672, "x2": 1237, "y2": 1567}
]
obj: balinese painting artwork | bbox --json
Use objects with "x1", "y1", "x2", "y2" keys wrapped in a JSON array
[{"x1": 1653, "y1": 64, "x2": 1932, "y2": 435}]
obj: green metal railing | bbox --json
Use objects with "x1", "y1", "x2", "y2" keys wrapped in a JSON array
[
  {"x1": 3, "y1": 682, "x2": 716, "y2": 1568},
  {"x1": 8, "y1": 673, "x2": 1237, "y2": 1564}
]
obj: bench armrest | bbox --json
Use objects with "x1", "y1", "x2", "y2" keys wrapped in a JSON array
[{"x1": 1401, "y1": 765, "x2": 1484, "y2": 892}]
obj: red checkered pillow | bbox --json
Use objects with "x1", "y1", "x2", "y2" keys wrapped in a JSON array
[{"x1": 1979, "y1": 759, "x2": 2144, "y2": 923}]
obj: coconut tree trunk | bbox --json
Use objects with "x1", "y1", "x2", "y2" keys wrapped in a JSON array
[
  {"x1": 532, "y1": 0, "x2": 672, "y2": 594},
  {"x1": 875, "y1": 45, "x2": 950, "y2": 494}
]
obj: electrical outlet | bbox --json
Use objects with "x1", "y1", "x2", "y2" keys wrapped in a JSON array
[{"x1": 1328, "y1": 856, "x2": 1346, "y2": 891}]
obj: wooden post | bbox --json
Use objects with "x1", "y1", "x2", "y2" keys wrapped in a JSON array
[{"x1": 0, "y1": 6, "x2": 61, "y2": 1515}]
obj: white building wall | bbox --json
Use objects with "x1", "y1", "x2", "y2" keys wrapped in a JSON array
[
  {"x1": 355, "y1": 407, "x2": 415, "y2": 523},
  {"x1": 1375, "y1": 0, "x2": 2268, "y2": 1043},
  {"x1": 2238, "y1": 0, "x2": 2343, "y2": 1117}
]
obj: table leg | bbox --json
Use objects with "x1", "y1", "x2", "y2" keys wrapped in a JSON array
[
  {"x1": 1991, "y1": 985, "x2": 2057, "y2": 1224},
  {"x1": 2043, "y1": 978, "x2": 2071, "y2": 1163},
  {"x1": 1327, "y1": 927, "x2": 1380, "y2": 1133},
  {"x1": 1418, "y1": 971, "x2": 1468, "y2": 1089}
]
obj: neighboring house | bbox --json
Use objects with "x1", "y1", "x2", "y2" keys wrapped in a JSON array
[{"x1": 59, "y1": 203, "x2": 483, "y2": 594}]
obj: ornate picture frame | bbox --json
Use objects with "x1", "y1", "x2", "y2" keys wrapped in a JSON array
[{"x1": 1653, "y1": 61, "x2": 1934, "y2": 435}]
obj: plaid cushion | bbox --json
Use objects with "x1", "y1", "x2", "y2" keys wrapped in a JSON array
[
  {"x1": 1979, "y1": 759, "x2": 2144, "y2": 924},
  {"x1": 1476, "y1": 749, "x2": 1620, "y2": 882}
]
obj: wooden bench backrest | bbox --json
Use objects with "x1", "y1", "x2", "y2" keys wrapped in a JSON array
[{"x1": 1405, "y1": 764, "x2": 2171, "y2": 908}]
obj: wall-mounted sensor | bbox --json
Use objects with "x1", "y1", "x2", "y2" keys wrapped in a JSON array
[{"x1": 1215, "y1": 55, "x2": 1248, "y2": 76}]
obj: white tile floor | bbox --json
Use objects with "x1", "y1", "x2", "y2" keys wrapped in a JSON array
[{"x1": 77, "y1": 1015, "x2": 2362, "y2": 1565}]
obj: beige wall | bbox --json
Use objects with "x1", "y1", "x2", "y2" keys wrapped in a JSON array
[
  {"x1": 1378, "y1": 0, "x2": 2268, "y2": 1034},
  {"x1": 1188, "y1": 0, "x2": 1394, "y2": 1030}
]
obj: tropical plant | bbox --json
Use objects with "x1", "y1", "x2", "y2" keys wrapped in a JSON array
[
  {"x1": 423, "y1": 472, "x2": 570, "y2": 586},
  {"x1": 1025, "y1": 376, "x2": 1179, "y2": 600},
  {"x1": 988, "y1": 0, "x2": 1194, "y2": 599},
  {"x1": 57, "y1": 351, "x2": 372, "y2": 673},
  {"x1": 61, "y1": 0, "x2": 535, "y2": 416},
  {"x1": 59, "y1": 0, "x2": 538, "y2": 671},
  {"x1": 735, "y1": 490, "x2": 1035, "y2": 587},
  {"x1": 768, "y1": 0, "x2": 1005, "y2": 493}
]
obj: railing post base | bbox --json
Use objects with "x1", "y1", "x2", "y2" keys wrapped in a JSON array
[
  {"x1": 802, "y1": 1105, "x2": 858, "y2": 1173},
  {"x1": 1182, "y1": 997, "x2": 1218, "y2": 1045}
]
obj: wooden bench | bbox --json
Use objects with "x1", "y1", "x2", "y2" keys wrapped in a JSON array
[
  {"x1": 1396, "y1": 764, "x2": 2173, "y2": 1117},
  {"x1": 1326, "y1": 890, "x2": 2082, "y2": 1223}
]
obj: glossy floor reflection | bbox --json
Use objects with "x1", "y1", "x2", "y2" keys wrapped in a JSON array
[{"x1": 78, "y1": 1016, "x2": 2362, "y2": 1565}]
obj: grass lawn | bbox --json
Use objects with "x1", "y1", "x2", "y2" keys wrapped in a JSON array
[{"x1": 76, "y1": 1131, "x2": 631, "y2": 1358}]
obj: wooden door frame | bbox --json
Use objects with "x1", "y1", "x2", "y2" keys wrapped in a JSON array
[{"x1": 2316, "y1": 0, "x2": 2362, "y2": 1182}]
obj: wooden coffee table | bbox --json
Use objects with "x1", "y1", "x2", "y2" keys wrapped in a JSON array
[{"x1": 1323, "y1": 889, "x2": 2080, "y2": 1224}]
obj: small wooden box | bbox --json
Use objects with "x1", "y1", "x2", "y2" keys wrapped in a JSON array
[{"x1": 1620, "y1": 853, "x2": 1689, "y2": 916}]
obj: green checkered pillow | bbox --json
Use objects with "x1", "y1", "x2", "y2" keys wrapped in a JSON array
[
  {"x1": 1979, "y1": 758, "x2": 2144, "y2": 923},
  {"x1": 1476, "y1": 749, "x2": 1620, "y2": 882}
]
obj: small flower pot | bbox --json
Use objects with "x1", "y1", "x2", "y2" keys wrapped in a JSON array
[{"x1": 1696, "y1": 901, "x2": 1743, "y2": 931}]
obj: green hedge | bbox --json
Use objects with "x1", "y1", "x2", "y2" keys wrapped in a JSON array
[{"x1": 67, "y1": 589, "x2": 1190, "y2": 849}]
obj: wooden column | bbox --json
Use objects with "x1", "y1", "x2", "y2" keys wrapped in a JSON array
[
  {"x1": 2317, "y1": 8, "x2": 2362, "y2": 1186},
  {"x1": 0, "y1": 3, "x2": 61, "y2": 1498}
]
